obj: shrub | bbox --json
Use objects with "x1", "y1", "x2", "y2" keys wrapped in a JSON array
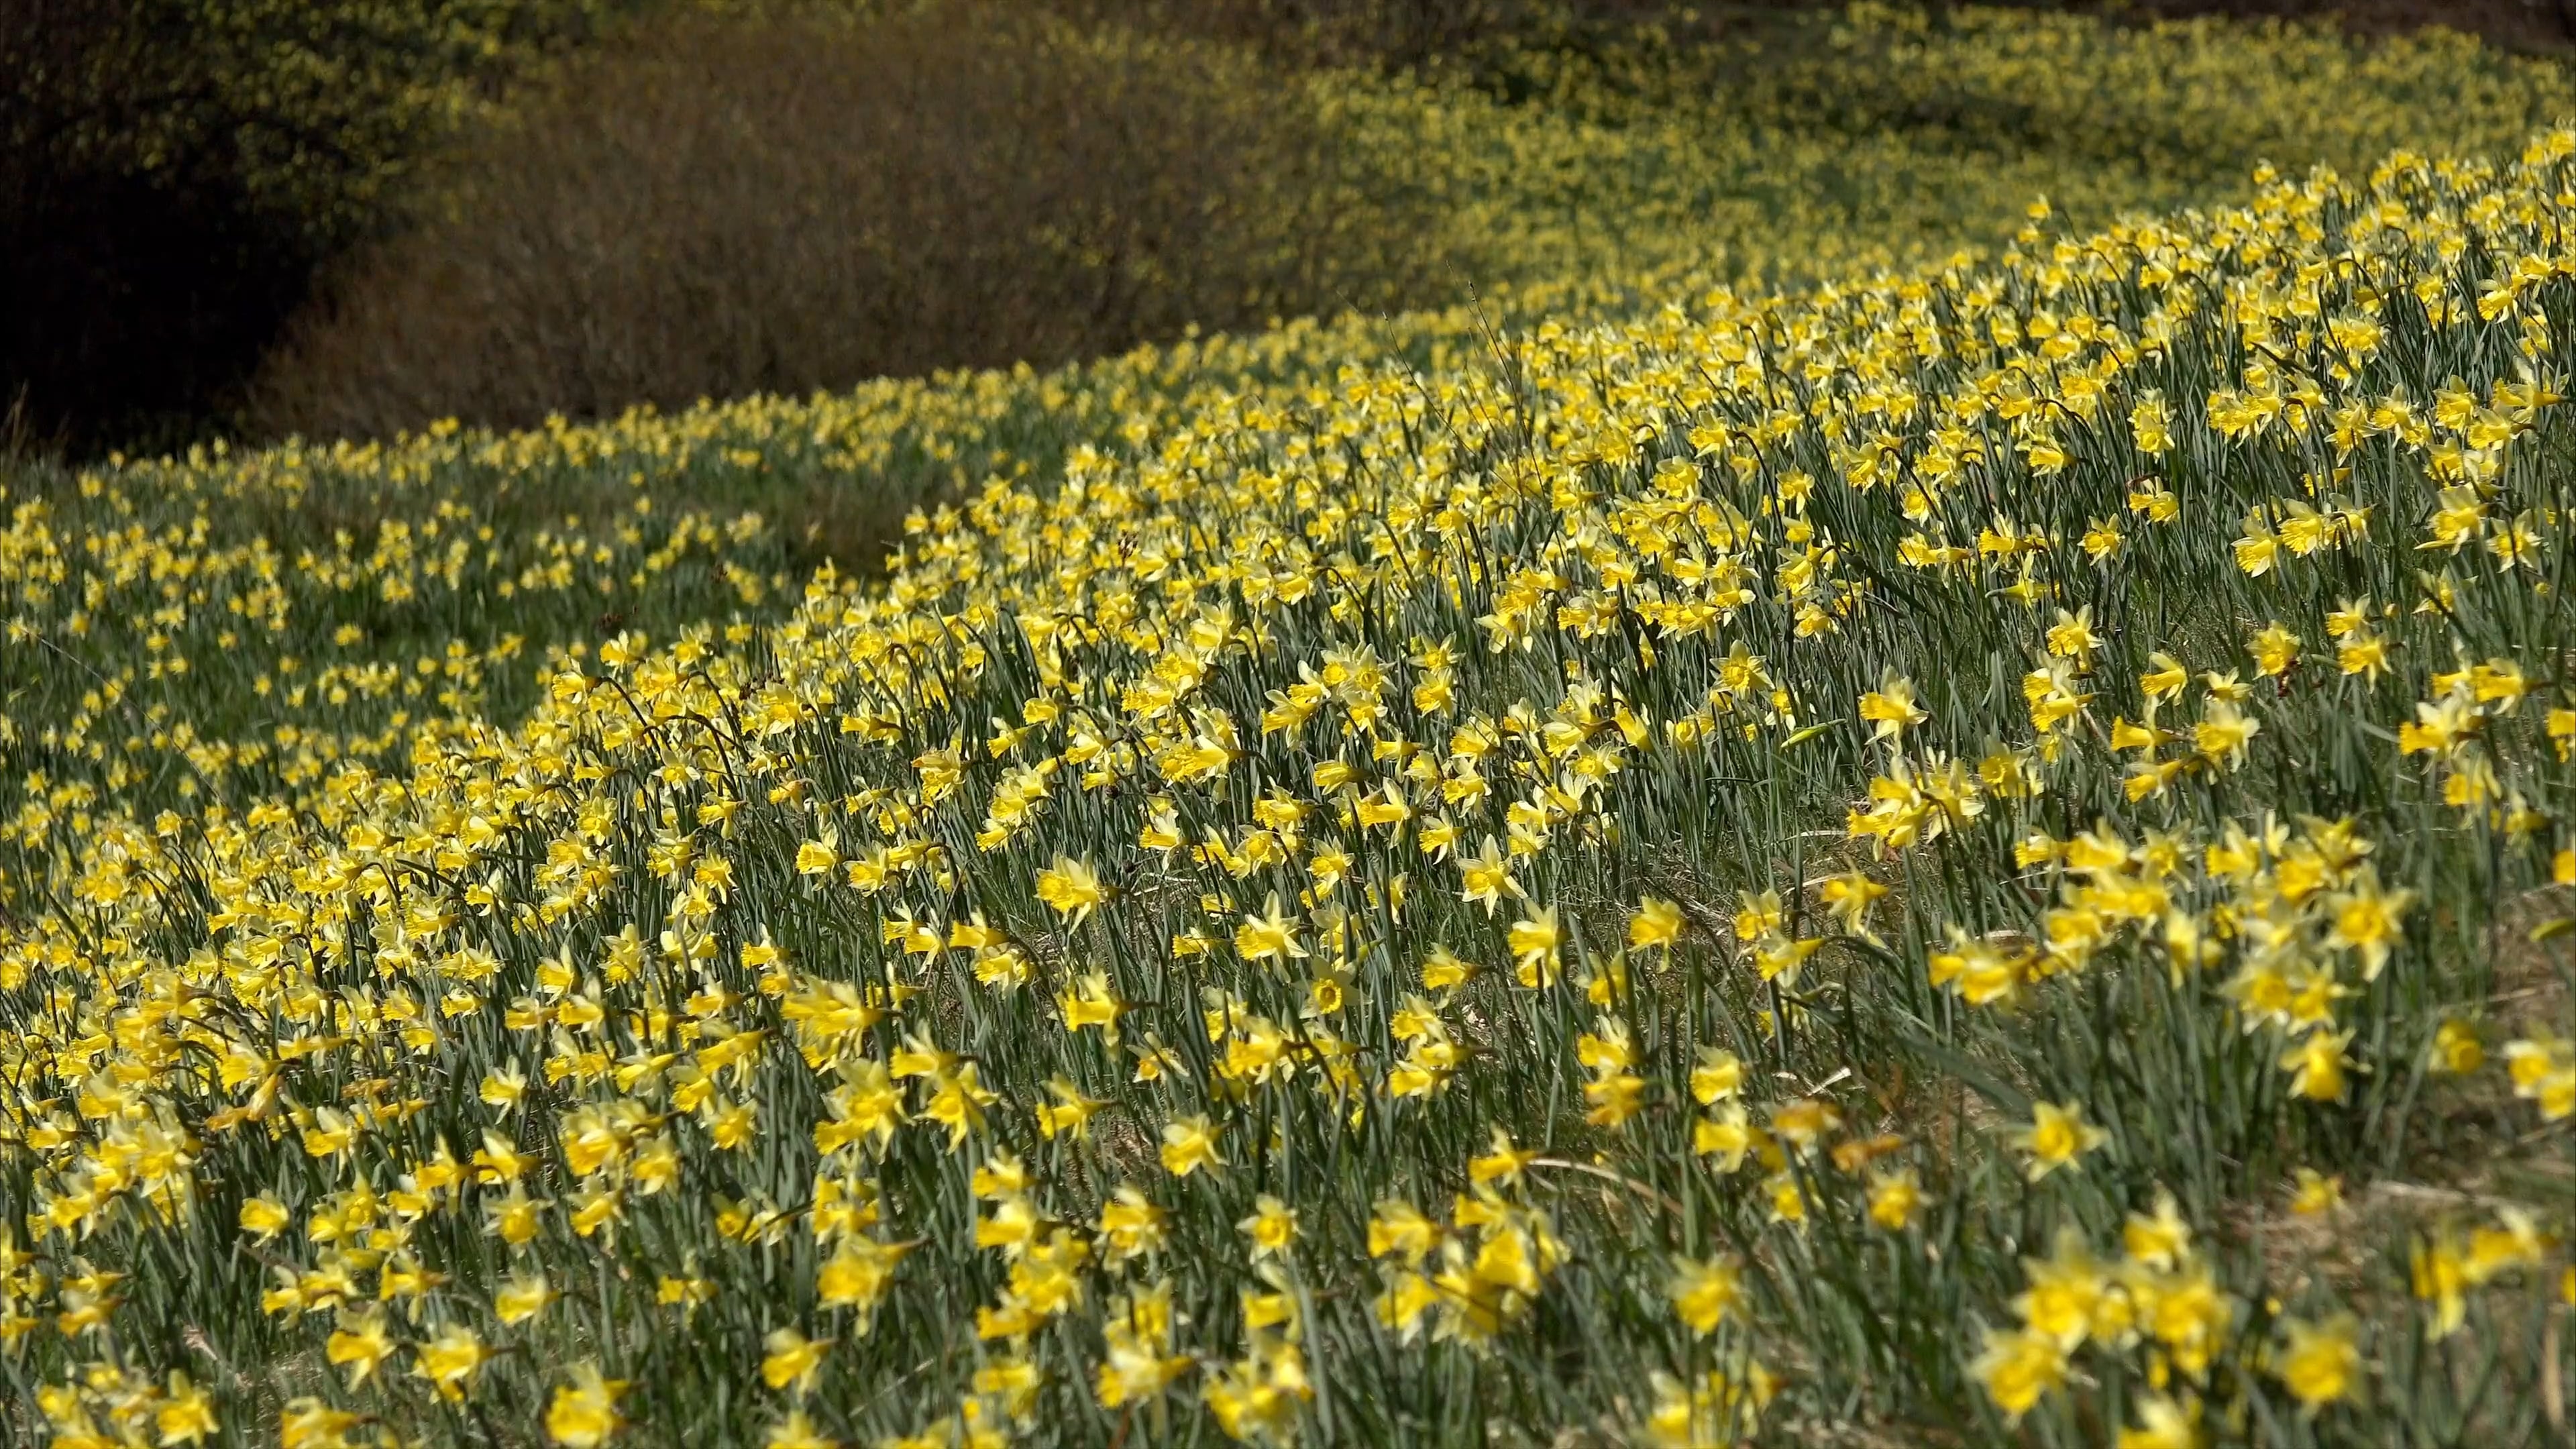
[{"x1": 252, "y1": 3, "x2": 1458, "y2": 441}]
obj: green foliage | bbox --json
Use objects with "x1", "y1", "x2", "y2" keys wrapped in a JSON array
[
  {"x1": 25, "y1": 0, "x2": 619, "y2": 231},
  {"x1": 0, "y1": 0, "x2": 628, "y2": 451}
]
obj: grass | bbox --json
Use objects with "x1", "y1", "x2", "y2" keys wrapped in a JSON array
[{"x1": 0, "y1": 6, "x2": 2571, "y2": 1448}]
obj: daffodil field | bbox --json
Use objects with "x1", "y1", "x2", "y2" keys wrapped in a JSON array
[{"x1": 5, "y1": 7, "x2": 2576, "y2": 1448}]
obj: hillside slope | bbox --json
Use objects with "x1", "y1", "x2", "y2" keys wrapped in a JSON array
[{"x1": 1, "y1": 9, "x2": 2573, "y2": 1449}]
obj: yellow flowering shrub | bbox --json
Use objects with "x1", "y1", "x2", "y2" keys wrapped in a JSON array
[{"x1": 1, "y1": 8, "x2": 2572, "y2": 1449}]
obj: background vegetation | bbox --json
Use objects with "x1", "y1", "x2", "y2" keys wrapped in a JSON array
[
  {"x1": 0, "y1": 0, "x2": 631, "y2": 453},
  {"x1": 6, "y1": 0, "x2": 2572, "y2": 456},
  {"x1": 249, "y1": 5, "x2": 1450, "y2": 441}
]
